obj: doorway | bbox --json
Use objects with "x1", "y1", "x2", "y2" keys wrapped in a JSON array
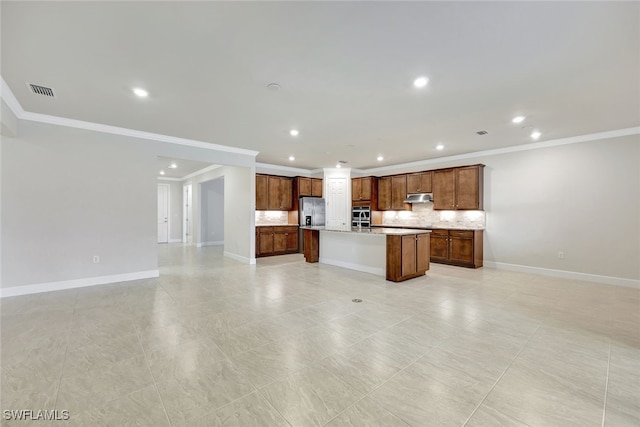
[{"x1": 198, "y1": 177, "x2": 224, "y2": 247}]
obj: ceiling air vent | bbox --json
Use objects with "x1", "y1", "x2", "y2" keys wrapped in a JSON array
[
  {"x1": 27, "y1": 83, "x2": 55, "y2": 97},
  {"x1": 476, "y1": 130, "x2": 488, "y2": 135}
]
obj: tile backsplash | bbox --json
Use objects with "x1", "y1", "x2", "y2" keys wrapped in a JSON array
[
  {"x1": 380, "y1": 203, "x2": 485, "y2": 230},
  {"x1": 255, "y1": 211, "x2": 291, "y2": 225}
]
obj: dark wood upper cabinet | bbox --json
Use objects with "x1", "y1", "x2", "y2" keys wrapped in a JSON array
[
  {"x1": 406, "y1": 172, "x2": 432, "y2": 194},
  {"x1": 293, "y1": 177, "x2": 323, "y2": 210},
  {"x1": 311, "y1": 178, "x2": 323, "y2": 197},
  {"x1": 432, "y1": 165, "x2": 484, "y2": 210},
  {"x1": 391, "y1": 175, "x2": 409, "y2": 210},
  {"x1": 351, "y1": 177, "x2": 376, "y2": 202},
  {"x1": 376, "y1": 175, "x2": 410, "y2": 211},
  {"x1": 455, "y1": 166, "x2": 482, "y2": 210},
  {"x1": 298, "y1": 177, "x2": 312, "y2": 196},
  {"x1": 256, "y1": 174, "x2": 293, "y2": 211},
  {"x1": 256, "y1": 174, "x2": 268, "y2": 210},
  {"x1": 433, "y1": 169, "x2": 456, "y2": 210},
  {"x1": 377, "y1": 177, "x2": 392, "y2": 210}
]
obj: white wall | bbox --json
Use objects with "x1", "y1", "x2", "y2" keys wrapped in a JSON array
[
  {"x1": 200, "y1": 178, "x2": 224, "y2": 245},
  {"x1": 1, "y1": 121, "x2": 158, "y2": 290},
  {"x1": 1, "y1": 119, "x2": 257, "y2": 295},
  {"x1": 367, "y1": 134, "x2": 640, "y2": 283}
]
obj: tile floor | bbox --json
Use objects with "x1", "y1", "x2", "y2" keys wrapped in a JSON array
[{"x1": 1, "y1": 244, "x2": 639, "y2": 426}]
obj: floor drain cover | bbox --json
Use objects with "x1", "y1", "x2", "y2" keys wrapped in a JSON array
[{"x1": 352, "y1": 298, "x2": 363, "y2": 303}]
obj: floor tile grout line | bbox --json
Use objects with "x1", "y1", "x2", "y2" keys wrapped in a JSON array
[
  {"x1": 203, "y1": 337, "x2": 295, "y2": 427},
  {"x1": 461, "y1": 323, "x2": 542, "y2": 427},
  {"x1": 601, "y1": 341, "x2": 612, "y2": 427},
  {"x1": 135, "y1": 332, "x2": 173, "y2": 427},
  {"x1": 321, "y1": 332, "x2": 454, "y2": 427}
]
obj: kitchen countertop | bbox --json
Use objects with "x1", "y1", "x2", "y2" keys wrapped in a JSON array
[
  {"x1": 303, "y1": 226, "x2": 431, "y2": 236},
  {"x1": 375, "y1": 224, "x2": 484, "y2": 231},
  {"x1": 255, "y1": 224, "x2": 299, "y2": 227}
]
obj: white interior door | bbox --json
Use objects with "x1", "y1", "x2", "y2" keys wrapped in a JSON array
[
  {"x1": 325, "y1": 177, "x2": 348, "y2": 229},
  {"x1": 157, "y1": 184, "x2": 169, "y2": 243}
]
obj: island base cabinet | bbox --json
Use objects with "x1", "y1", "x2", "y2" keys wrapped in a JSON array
[
  {"x1": 386, "y1": 233, "x2": 430, "y2": 282},
  {"x1": 303, "y1": 229, "x2": 320, "y2": 263}
]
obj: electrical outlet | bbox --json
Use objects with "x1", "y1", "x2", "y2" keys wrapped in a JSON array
[
  {"x1": 557, "y1": 251, "x2": 565, "y2": 259},
  {"x1": 93, "y1": 255, "x2": 100, "y2": 264}
]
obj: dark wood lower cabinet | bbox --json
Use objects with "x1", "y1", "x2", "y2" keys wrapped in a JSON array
[
  {"x1": 386, "y1": 233, "x2": 430, "y2": 282},
  {"x1": 256, "y1": 226, "x2": 299, "y2": 257},
  {"x1": 430, "y1": 229, "x2": 483, "y2": 268}
]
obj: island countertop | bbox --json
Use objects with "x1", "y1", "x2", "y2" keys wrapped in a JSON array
[{"x1": 301, "y1": 226, "x2": 431, "y2": 236}]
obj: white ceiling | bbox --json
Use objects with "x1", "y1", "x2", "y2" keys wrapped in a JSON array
[
  {"x1": 157, "y1": 156, "x2": 213, "y2": 179},
  {"x1": 2, "y1": 2, "x2": 638, "y2": 170}
]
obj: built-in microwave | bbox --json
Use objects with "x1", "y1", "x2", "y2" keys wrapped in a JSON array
[{"x1": 352, "y1": 206, "x2": 371, "y2": 228}]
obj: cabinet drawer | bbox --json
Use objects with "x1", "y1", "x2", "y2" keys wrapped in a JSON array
[
  {"x1": 449, "y1": 230, "x2": 473, "y2": 238},
  {"x1": 430, "y1": 229, "x2": 449, "y2": 237},
  {"x1": 273, "y1": 226, "x2": 298, "y2": 233}
]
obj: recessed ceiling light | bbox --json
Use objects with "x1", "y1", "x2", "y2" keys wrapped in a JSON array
[
  {"x1": 336, "y1": 164, "x2": 342, "y2": 168},
  {"x1": 436, "y1": 144, "x2": 444, "y2": 150},
  {"x1": 531, "y1": 131, "x2": 541, "y2": 140},
  {"x1": 133, "y1": 88, "x2": 148, "y2": 97},
  {"x1": 288, "y1": 156, "x2": 295, "y2": 161},
  {"x1": 290, "y1": 129, "x2": 299, "y2": 137},
  {"x1": 267, "y1": 83, "x2": 281, "y2": 91},
  {"x1": 377, "y1": 155, "x2": 384, "y2": 161},
  {"x1": 512, "y1": 116, "x2": 525, "y2": 123},
  {"x1": 413, "y1": 76, "x2": 429, "y2": 88},
  {"x1": 159, "y1": 170, "x2": 165, "y2": 175},
  {"x1": 168, "y1": 163, "x2": 177, "y2": 169}
]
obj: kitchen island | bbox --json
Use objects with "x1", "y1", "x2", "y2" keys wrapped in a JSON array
[{"x1": 300, "y1": 226, "x2": 431, "y2": 282}]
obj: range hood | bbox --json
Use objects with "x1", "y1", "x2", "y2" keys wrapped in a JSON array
[{"x1": 404, "y1": 193, "x2": 433, "y2": 203}]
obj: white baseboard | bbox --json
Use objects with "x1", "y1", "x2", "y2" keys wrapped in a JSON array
[
  {"x1": 223, "y1": 251, "x2": 253, "y2": 264},
  {"x1": 483, "y1": 261, "x2": 640, "y2": 289},
  {"x1": 0, "y1": 270, "x2": 160, "y2": 298},
  {"x1": 169, "y1": 239, "x2": 182, "y2": 243},
  {"x1": 196, "y1": 240, "x2": 224, "y2": 248},
  {"x1": 319, "y1": 258, "x2": 385, "y2": 277}
]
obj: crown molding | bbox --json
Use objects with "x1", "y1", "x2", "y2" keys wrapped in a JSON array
[
  {"x1": 157, "y1": 177, "x2": 182, "y2": 182},
  {"x1": 363, "y1": 127, "x2": 640, "y2": 175},
  {"x1": 1, "y1": 75, "x2": 259, "y2": 157},
  {"x1": 4, "y1": 75, "x2": 637, "y2": 174},
  {"x1": 1, "y1": 76, "x2": 25, "y2": 117},
  {"x1": 254, "y1": 127, "x2": 639, "y2": 176}
]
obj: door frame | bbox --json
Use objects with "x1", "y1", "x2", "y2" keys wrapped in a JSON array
[
  {"x1": 183, "y1": 183, "x2": 192, "y2": 244},
  {"x1": 157, "y1": 183, "x2": 170, "y2": 243}
]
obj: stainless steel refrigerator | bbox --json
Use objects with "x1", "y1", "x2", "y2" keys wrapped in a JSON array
[{"x1": 299, "y1": 197, "x2": 326, "y2": 227}]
